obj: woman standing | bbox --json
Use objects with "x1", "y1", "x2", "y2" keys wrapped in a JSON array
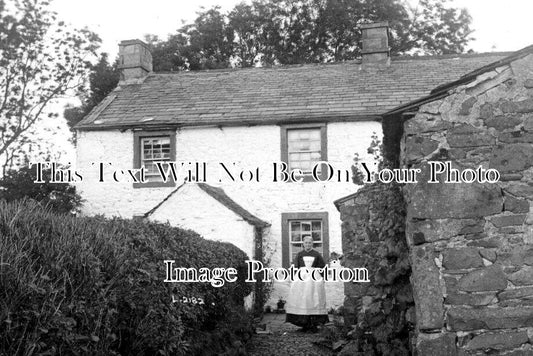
[{"x1": 285, "y1": 235, "x2": 329, "y2": 332}]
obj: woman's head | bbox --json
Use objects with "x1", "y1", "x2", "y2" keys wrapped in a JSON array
[{"x1": 303, "y1": 235, "x2": 313, "y2": 251}]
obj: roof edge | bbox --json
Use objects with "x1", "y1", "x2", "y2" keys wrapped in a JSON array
[
  {"x1": 197, "y1": 183, "x2": 270, "y2": 228},
  {"x1": 144, "y1": 182, "x2": 269, "y2": 228},
  {"x1": 75, "y1": 114, "x2": 382, "y2": 131},
  {"x1": 74, "y1": 93, "x2": 117, "y2": 129},
  {"x1": 383, "y1": 44, "x2": 533, "y2": 117},
  {"x1": 333, "y1": 192, "x2": 359, "y2": 211},
  {"x1": 143, "y1": 182, "x2": 187, "y2": 218}
]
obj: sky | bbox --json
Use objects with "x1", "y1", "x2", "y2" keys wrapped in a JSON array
[
  {"x1": 50, "y1": 0, "x2": 533, "y2": 59},
  {"x1": 37, "y1": 0, "x2": 533, "y2": 163}
]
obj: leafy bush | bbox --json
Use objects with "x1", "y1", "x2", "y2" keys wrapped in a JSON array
[
  {"x1": 0, "y1": 200, "x2": 253, "y2": 355},
  {"x1": 0, "y1": 165, "x2": 82, "y2": 214},
  {"x1": 342, "y1": 182, "x2": 412, "y2": 356}
]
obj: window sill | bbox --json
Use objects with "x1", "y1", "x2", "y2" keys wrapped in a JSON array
[
  {"x1": 133, "y1": 180, "x2": 176, "y2": 188},
  {"x1": 281, "y1": 173, "x2": 328, "y2": 183}
]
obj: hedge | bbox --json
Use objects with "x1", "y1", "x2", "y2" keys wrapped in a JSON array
[{"x1": 0, "y1": 200, "x2": 253, "y2": 355}]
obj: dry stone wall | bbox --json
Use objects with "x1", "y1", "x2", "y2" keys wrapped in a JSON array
[
  {"x1": 402, "y1": 53, "x2": 533, "y2": 355},
  {"x1": 338, "y1": 183, "x2": 414, "y2": 355}
]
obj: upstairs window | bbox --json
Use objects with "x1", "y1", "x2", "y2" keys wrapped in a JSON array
[
  {"x1": 281, "y1": 123, "x2": 327, "y2": 182},
  {"x1": 133, "y1": 130, "x2": 176, "y2": 188}
]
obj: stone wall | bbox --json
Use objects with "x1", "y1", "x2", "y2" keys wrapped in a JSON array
[
  {"x1": 401, "y1": 53, "x2": 533, "y2": 354},
  {"x1": 338, "y1": 183, "x2": 414, "y2": 355}
]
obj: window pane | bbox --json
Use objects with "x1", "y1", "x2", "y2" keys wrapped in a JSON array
[
  {"x1": 291, "y1": 222, "x2": 300, "y2": 232},
  {"x1": 309, "y1": 130, "x2": 320, "y2": 139},
  {"x1": 312, "y1": 140, "x2": 321, "y2": 148},
  {"x1": 310, "y1": 152, "x2": 321, "y2": 162},
  {"x1": 291, "y1": 231, "x2": 301, "y2": 242},
  {"x1": 287, "y1": 130, "x2": 300, "y2": 141},
  {"x1": 299, "y1": 152, "x2": 311, "y2": 161},
  {"x1": 144, "y1": 162, "x2": 158, "y2": 175}
]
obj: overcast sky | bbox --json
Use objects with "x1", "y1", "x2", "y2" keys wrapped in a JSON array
[{"x1": 50, "y1": 0, "x2": 533, "y2": 59}]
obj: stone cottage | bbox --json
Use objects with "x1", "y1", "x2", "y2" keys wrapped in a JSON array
[
  {"x1": 75, "y1": 22, "x2": 511, "y2": 308},
  {"x1": 338, "y1": 44, "x2": 533, "y2": 354}
]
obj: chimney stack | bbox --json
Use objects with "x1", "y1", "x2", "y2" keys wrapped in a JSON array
[
  {"x1": 118, "y1": 39, "x2": 153, "y2": 83},
  {"x1": 360, "y1": 22, "x2": 390, "y2": 65}
]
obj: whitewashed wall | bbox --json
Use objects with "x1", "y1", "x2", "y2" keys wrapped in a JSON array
[
  {"x1": 148, "y1": 183, "x2": 255, "y2": 259},
  {"x1": 77, "y1": 121, "x2": 381, "y2": 308}
]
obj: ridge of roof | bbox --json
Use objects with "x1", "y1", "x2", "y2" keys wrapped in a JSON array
[
  {"x1": 142, "y1": 51, "x2": 514, "y2": 76},
  {"x1": 391, "y1": 51, "x2": 513, "y2": 62}
]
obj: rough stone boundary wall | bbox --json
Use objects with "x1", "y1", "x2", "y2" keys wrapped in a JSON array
[
  {"x1": 402, "y1": 53, "x2": 533, "y2": 355},
  {"x1": 339, "y1": 183, "x2": 414, "y2": 355}
]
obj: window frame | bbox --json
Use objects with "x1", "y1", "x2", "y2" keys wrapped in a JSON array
[
  {"x1": 133, "y1": 130, "x2": 176, "y2": 188},
  {"x1": 281, "y1": 212, "x2": 329, "y2": 268},
  {"x1": 280, "y1": 123, "x2": 328, "y2": 182}
]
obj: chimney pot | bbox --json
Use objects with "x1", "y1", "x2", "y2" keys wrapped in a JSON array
[
  {"x1": 118, "y1": 39, "x2": 152, "y2": 83},
  {"x1": 360, "y1": 21, "x2": 390, "y2": 65}
]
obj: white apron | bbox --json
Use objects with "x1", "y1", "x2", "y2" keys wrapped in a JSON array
[{"x1": 285, "y1": 266, "x2": 327, "y2": 315}]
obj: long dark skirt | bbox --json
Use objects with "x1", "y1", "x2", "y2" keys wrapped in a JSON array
[{"x1": 286, "y1": 313, "x2": 329, "y2": 327}]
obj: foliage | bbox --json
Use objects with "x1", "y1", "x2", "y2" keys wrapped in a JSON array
[
  {"x1": 339, "y1": 133, "x2": 413, "y2": 355},
  {"x1": 63, "y1": 53, "x2": 119, "y2": 136},
  {"x1": 0, "y1": 200, "x2": 254, "y2": 355},
  {"x1": 341, "y1": 182, "x2": 412, "y2": 355},
  {"x1": 148, "y1": 0, "x2": 473, "y2": 70},
  {"x1": 253, "y1": 230, "x2": 276, "y2": 316},
  {"x1": 147, "y1": 6, "x2": 235, "y2": 71},
  {"x1": 0, "y1": 0, "x2": 100, "y2": 163},
  {"x1": 352, "y1": 131, "x2": 383, "y2": 185},
  {"x1": 407, "y1": 0, "x2": 473, "y2": 55},
  {"x1": 0, "y1": 164, "x2": 82, "y2": 214}
]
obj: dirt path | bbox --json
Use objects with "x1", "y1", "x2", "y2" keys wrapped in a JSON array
[{"x1": 246, "y1": 313, "x2": 335, "y2": 356}]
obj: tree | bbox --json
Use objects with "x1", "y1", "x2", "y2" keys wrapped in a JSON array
[
  {"x1": 148, "y1": 0, "x2": 472, "y2": 70},
  {"x1": 0, "y1": 0, "x2": 100, "y2": 168},
  {"x1": 64, "y1": 53, "x2": 119, "y2": 134},
  {"x1": 150, "y1": 6, "x2": 235, "y2": 71},
  {"x1": 145, "y1": 34, "x2": 189, "y2": 72},
  {"x1": 0, "y1": 163, "x2": 82, "y2": 214},
  {"x1": 228, "y1": 2, "x2": 264, "y2": 68},
  {"x1": 312, "y1": 0, "x2": 413, "y2": 60},
  {"x1": 407, "y1": 0, "x2": 473, "y2": 55}
]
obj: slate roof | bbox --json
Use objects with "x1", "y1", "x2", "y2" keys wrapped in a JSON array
[
  {"x1": 76, "y1": 52, "x2": 511, "y2": 130},
  {"x1": 144, "y1": 182, "x2": 270, "y2": 228}
]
